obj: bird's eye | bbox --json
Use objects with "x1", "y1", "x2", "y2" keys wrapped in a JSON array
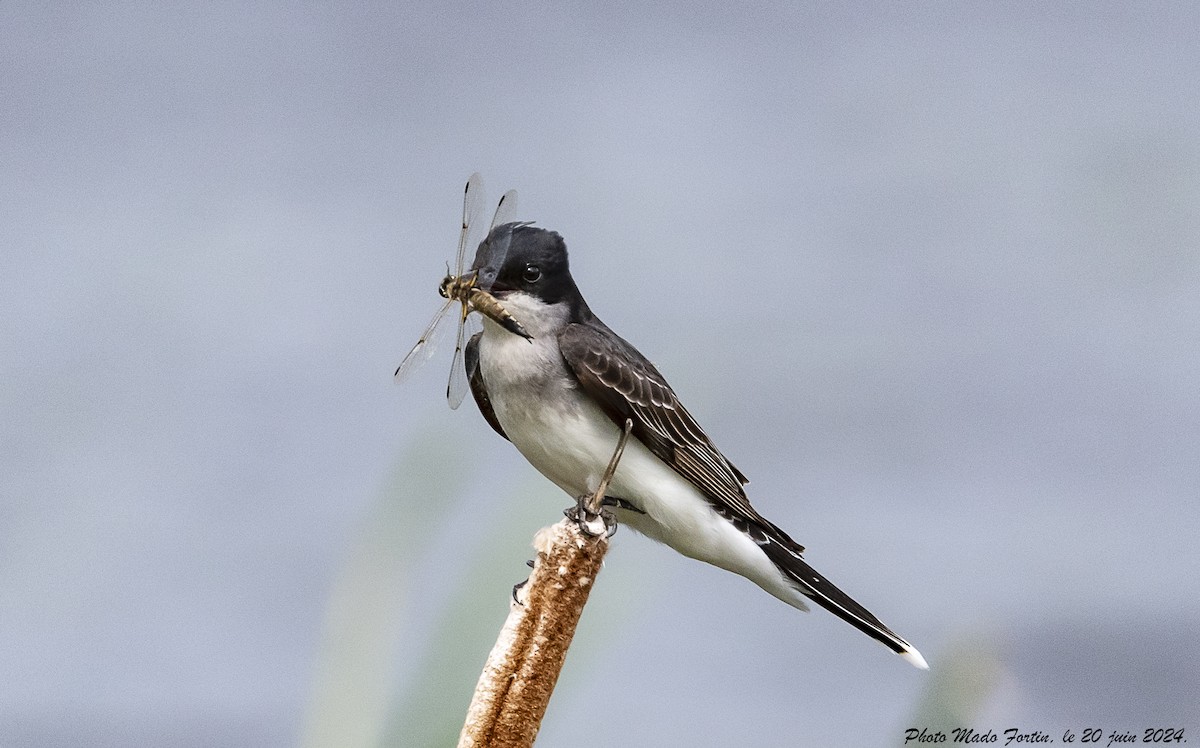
[{"x1": 522, "y1": 264, "x2": 542, "y2": 283}]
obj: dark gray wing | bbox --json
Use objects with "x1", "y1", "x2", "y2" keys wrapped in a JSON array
[
  {"x1": 557, "y1": 322, "x2": 929, "y2": 658},
  {"x1": 558, "y1": 321, "x2": 798, "y2": 543},
  {"x1": 465, "y1": 332, "x2": 507, "y2": 441}
]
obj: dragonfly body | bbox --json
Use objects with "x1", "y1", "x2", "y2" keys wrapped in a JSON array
[{"x1": 439, "y1": 273, "x2": 531, "y2": 342}]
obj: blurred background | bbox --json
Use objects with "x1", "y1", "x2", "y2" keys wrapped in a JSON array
[{"x1": 3, "y1": 2, "x2": 1198, "y2": 746}]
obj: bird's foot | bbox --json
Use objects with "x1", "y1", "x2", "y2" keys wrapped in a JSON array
[
  {"x1": 599, "y1": 496, "x2": 645, "y2": 514},
  {"x1": 564, "y1": 496, "x2": 617, "y2": 539},
  {"x1": 511, "y1": 559, "x2": 536, "y2": 605}
]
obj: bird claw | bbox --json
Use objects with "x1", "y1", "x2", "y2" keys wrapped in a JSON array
[
  {"x1": 599, "y1": 496, "x2": 645, "y2": 514},
  {"x1": 564, "y1": 498, "x2": 618, "y2": 538},
  {"x1": 511, "y1": 559, "x2": 536, "y2": 605}
]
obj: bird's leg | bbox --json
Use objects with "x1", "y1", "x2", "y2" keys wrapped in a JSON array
[
  {"x1": 565, "y1": 418, "x2": 634, "y2": 539},
  {"x1": 588, "y1": 418, "x2": 634, "y2": 518}
]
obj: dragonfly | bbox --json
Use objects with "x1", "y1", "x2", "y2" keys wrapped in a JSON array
[{"x1": 394, "y1": 173, "x2": 532, "y2": 408}]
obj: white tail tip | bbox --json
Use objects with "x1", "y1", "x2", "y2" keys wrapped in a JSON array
[{"x1": 900, "y1": 646, "x2": 930, "y2": 670}]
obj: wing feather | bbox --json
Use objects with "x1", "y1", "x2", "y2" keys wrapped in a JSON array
[
  {"x1": 465, "y1": 331, "x2": 508, "y2": 441},
  {"x1": 558, "y1": 321, "x2": 774, "y2": 530}
]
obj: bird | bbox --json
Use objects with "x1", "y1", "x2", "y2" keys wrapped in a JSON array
[{"x1": 461, "y1": 221, "x2": 927, "y2": 670}]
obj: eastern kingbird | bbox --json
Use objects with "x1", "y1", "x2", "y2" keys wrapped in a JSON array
[{"x1": 462, "y1": 222, "x2": 927, "y2": 669}]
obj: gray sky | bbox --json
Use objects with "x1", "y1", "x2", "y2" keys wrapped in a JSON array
[{"x1": 3, "y1": 2, "x2": 1198, "y2": 746}]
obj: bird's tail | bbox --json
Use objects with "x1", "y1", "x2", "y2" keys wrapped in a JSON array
[{"x1": 760, "y1": 531, "x2": 928, "y2": 669}]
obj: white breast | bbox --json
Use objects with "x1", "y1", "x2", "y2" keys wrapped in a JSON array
[{"x1": 477, "y1": 299, "x2": 613, "y2": 496}]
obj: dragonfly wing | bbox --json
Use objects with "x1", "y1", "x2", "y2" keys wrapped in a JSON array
[
  {"x1": 470, "y1": 188, "x2": 520, "y2": 288},
  {"x1": 489, "y1": 188, "x2": 519, "y2": 232},
  {"x1": 394, "y1": 299, "x2": 454, "y2": 382},
  {"x1": 455, "y1": 173, "x2": 487, "y2": 275},
  {"x1": 446, "y1": 307, "x2": 482, "y2": 409}
]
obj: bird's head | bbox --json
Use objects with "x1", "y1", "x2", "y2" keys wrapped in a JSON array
[{"x1": 469, "y1": 223, "x2": 589, "y2": 329}]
